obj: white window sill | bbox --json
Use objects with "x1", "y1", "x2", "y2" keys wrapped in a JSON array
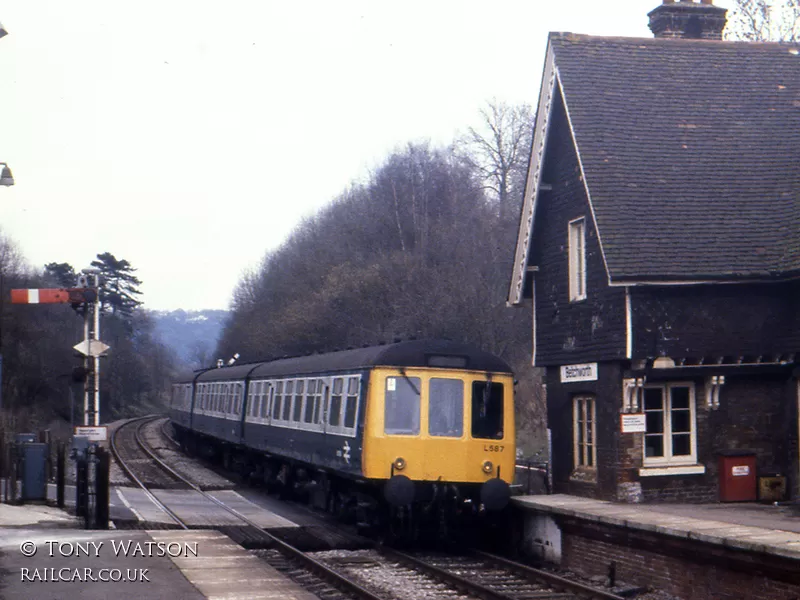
[{"x1": 638, "y1": 465, "x2": 706, "y2": 477}]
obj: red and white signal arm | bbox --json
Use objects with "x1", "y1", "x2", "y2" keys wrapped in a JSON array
[
  {"x1": 11, "y1": 288, "x2": 97, "y2": 304},
  {"x1": 11, "y1": 289, "x2": 71, "y2": 303}
]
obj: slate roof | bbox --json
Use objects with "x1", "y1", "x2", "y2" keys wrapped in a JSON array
[{"x1": 539, "y1": 34, "x2": 799, "y2": 284}]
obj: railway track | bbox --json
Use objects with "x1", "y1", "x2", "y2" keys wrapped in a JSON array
[
  {"x1": 110, "y1": 416, "x2": 386, "y2": 600},
  {"x1": 110, "y1": 415, "x2": 190, "y2": 490},
  {"x1": 110, "y1": 416, "x2": 628, "y2": 600}
]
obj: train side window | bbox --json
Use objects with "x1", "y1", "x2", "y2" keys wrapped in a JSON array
[
  {"x1": 255, "y1": 382, "x2": 263, "y2": 417},
  {"x1": 329, "y1": 378, "x2": 343, "y2": 427},
  {"x1": 344, "y1": 377, "x2": 360, "y2": 429},
  {"x1": 261, "y1": 384, "x2": 270, "y2": 419},
  {"x1": 312, "y1": 380, "x2": 323, "y2": 424},
  {"x1": 429, "y1": 378, "x2": 464, "y2": 437},
  {"x1": 293, "y1": 380, "x2": 304, "y2": 422},
  {"x1": 273, "y1": 381, "x2": 284, "y2": 420},
  {"x1": 471, "y1": 381, "x2": 504, "y2": 440},
  {"x1": 304, "y1": 380, "x2": 316, "y2": 423},
  {"x1": 385, "y1": 376, "x2": 420, "y2": 435},
  {"x1": 226, "y1": 384, "x2": 233, "y2": 414},
  {"x1": 283, "y1": 381, "x2": 294, "y2": 420}
]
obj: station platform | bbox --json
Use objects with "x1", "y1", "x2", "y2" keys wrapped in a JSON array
[
  {"x1": 0, "y1": 503, "x2": 317, "y2": 599},
  {"x1": 512, "y1": 494, "x2": 800, "y2": 560}
]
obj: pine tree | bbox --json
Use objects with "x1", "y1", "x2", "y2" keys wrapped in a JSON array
[{"x1": 90, "y1": 252, "x2": 143, "y2": 318}]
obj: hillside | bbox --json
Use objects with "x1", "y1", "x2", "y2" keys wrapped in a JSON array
[{"x1": 149, "y1": 309, "x2": 230, "y2": 369}]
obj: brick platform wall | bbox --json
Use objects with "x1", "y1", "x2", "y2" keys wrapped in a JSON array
[{"x1": 560, "y1": 519, "x2": 800, "y2": 600}]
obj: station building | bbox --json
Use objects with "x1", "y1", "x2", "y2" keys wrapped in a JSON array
[{"x1": 508, "y1": 0, "x2": 800, "y2": 503}]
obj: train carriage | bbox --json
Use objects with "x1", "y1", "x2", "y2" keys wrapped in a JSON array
[{"x1": 170, "y1": 339, "x2": 515, "y2": 533}]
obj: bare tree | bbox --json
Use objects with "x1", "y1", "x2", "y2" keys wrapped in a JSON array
[
  {"x1": 726, "y1": 0, "x2": 800, "y2": 41},
  {"x1": 457, "y1": 100, "x2": 534, "y2": 221}
]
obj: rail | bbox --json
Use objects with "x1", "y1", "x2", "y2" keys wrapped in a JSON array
[{"x1": 111, "y1": 416, "x2": 384, "y2": 600}]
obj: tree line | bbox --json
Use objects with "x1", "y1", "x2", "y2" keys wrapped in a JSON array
[{"x1": 216, "y1": 101, "x2": 547, "y2": 445}]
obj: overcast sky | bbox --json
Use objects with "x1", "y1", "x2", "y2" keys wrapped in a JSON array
[{"x1": 0, "y1": 0, "x2": 734, "y2": 311}]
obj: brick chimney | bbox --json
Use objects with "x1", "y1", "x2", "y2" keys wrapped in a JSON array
[{"x1": 648, "y1": 0, "x2": 727, "y2": 40}]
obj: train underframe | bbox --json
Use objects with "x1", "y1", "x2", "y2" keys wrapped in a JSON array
[{"x1": 173, "y1": 423, "x2": 509, "y2": 543}]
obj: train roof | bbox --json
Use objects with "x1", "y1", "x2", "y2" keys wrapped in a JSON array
[{"x1": 180, "y1": 339, "x2": 512, "y2": 383}]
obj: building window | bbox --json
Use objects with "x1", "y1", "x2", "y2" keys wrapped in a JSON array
[
  {"x1": 568, "y1": 218, "x2": 586, "y2": 302},
  {"x1": 573, "y1": 395, "x2": 596, "y2": 469},
  {"x1": 643, "y1": 383, "x2": 696, "y2": 465}
]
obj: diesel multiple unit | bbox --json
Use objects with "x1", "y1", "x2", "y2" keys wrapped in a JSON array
[{"x1": 169, "y1": 339, "x2": 515, "y2": 531}]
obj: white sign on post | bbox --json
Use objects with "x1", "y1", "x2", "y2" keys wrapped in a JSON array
[
  {"x1": 560, "y1": 363, "x2": 598, "y2": 383},
  {"x1": 73, "y1": 339, "x2": 110, "y2": 357},
  {"x1": 74, "y1": 426, "x2": 107, "y2": 442}
]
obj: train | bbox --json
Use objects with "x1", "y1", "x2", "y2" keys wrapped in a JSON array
[{"x1": 168, "y1": 339, "x2": 515, "y2": 535}]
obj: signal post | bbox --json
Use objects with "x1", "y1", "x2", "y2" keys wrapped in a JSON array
[{"x1": 11, "y1": 269, "x2": 109, "y2": 426}]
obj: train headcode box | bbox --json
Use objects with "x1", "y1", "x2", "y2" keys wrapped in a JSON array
[{"x1": 74, "y1": 426, "x2": 107, "y2": 442}]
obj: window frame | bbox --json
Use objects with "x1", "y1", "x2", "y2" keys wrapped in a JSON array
[
  {"x1": 572, "y1": 395, "x2": 597, "y2": 471},
  {"x1": 568, "y1": 217, "x2": 587, "y2": 302},
  {"x1": 642, "y1": 382, "x2": 697, "y2": 467}
]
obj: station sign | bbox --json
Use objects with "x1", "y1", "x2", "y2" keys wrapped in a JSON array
[
  {"x1": 560, "y1": 362, "x2": 598, "y2": 383},
  {"x1": 621, "y1": 413, "x2": 647, "y2": 433},
  {"x1": 74, "y1": 426, "x2": 107, "y2": 442}
]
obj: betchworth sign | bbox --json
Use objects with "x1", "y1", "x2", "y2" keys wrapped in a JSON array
[{"x1": 560, "y1": 363, "x2": 598, "y2": 383}]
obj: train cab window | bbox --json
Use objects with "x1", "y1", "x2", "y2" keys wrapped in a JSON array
[
  {"x1": 429, "y1": 378, "x2": 464, "y2": 437},
  {"x1": 385, "y1": 376, "x2": 420, "y2": 435},
  {"x1": 329, "y1": 378, "x2": 343, "y2": 426},
  {"x1": 471, "y1": 381, "x2": 504, "y2": 440},
  {"x1": 293, "y1": 380, "x2": 304, "y2": 422},
  {"x1": 344, "y1": 377, "x2": 359, "y2": 429},
  {"x1": 283, "y1": 381, "x2": 294, "y2": 420},
  {"x1": 273, "y1": 381, "x2": 284, "y2": 420}
]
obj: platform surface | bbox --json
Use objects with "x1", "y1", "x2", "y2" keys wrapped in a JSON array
[
  {"x1": 0, "y1": 503, "x2": 317, "y2": 599},
  {"x1": 513, "y1": 493, "x2": 800, "y2": 560}
]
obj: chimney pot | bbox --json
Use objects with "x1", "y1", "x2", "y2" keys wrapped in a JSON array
[{"x1": 648, "y1": 0, "x2": 727, "y2": 39}]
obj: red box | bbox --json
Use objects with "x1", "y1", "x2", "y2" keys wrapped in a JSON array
[{"x1": 718, "y1": 452, "x2": 756, "y2": 502}]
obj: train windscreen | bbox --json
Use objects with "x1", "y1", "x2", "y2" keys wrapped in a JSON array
[
  {"x1": 384, "y1": 376, "x2": 420, "y2": 435},
  {"x1": 471, "y1": 381, "x2": 504, "y2": 440},
  {"x1": 428, "y1": 378, "x2": 464, "y2": 437}
]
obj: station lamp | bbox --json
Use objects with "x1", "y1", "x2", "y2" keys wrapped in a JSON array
[{"x1": 0, "y1": 163, "x2": 14, "y2": 187}]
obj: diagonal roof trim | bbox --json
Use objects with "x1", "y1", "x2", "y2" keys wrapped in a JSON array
[
  {"x1": 508, "y1": 34, "x2": 615, "y2": 305},
  {"x1": 508, "y1": 40, "x2": 558, "y2": 306},
  {"x1": 556, "y1": 67, "x2": 614, "y2": 290}
]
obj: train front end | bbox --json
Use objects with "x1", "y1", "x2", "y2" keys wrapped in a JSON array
[{"x1": 362, "y1": 364, "x2": 515, "y2": 520}]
